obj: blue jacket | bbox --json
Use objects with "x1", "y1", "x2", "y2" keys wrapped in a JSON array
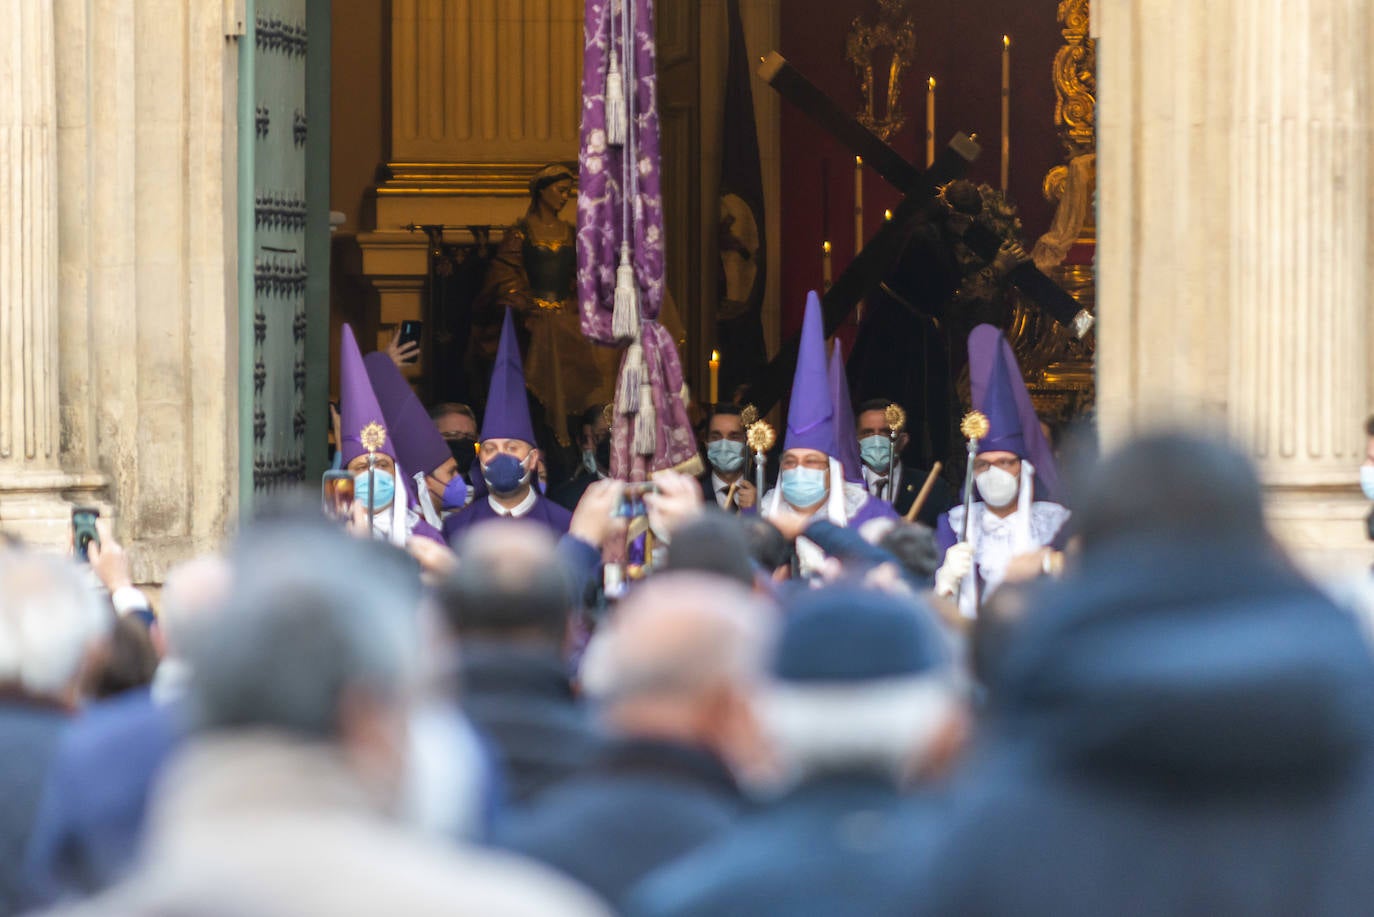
[
  {"x1": 627, "y1": 773, "x2": 947, "y2": 917},
  {"x1": 922, "y1": 536, "x2": 1374, "y2": 917},
  {"x1": 23, "y1": 689, "x2": 179, "y2": 906},
  {"x1": 500, "y1": 738, "x2": 744, "y2": 909},
  {"x1": 0, "y1": 700, "x2": 68, "y2": 915}
]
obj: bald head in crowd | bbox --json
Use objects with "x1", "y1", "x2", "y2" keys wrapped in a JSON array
[
  {"x1": 439, "y1": 522, "x2": 573, "y2": 644},
  {"x1": 581, "y1": 574, "x2": 773, "y2": 775}
]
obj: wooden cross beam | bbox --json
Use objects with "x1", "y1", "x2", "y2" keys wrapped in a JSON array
[
  {"x1": 742, "y1": 53, "x2": 979, "y2": 414},
  {"x1": 741, "y1": 52, "x2": 1085, "y2": 415}
]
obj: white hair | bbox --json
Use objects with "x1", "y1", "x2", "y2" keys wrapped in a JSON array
[
  {"x1": 0, "y1": 551, "x2": 110, "y2": 699},
  {"x1": 580, "y1": 576, "x2": 772, "y2": 706},
  {"x1": 761, "y1": 675, "x2": 958, "y2": 783}
]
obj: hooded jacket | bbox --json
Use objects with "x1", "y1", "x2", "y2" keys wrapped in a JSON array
[{"x1": 923, "y1": 537, "x2": 1374, "y2": 917}]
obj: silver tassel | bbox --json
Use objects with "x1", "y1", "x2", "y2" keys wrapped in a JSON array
[
  {"x1": 612, "y1": 243, "x2": 639, "y2": 341},
  {"x1": 617, "y1": 341, "x2": 643, "y2": 415},
  {"x1": 606, "y1": 51, "x2": 627, "y2": 147},
  {"x1": 633, "y1": 380, "x2": 657, "y2": 455}
]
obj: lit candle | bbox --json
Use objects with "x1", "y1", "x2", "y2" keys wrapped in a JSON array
[
  {"x1": 709, "y1": 349, "x2": 720, "y2": 405},
  {"x1": 822, "y1": 241, "x2": 833, "y2": 291},
  {"x1": 926, "y1": 77, "x2": 936, "y2": 167},
  {"x1": 854, "y1": 156, "x2": 864, "y2": 256},
  {"x1": 883, "y1": 209, "x2": 893, "y2": 222},
  {"x1": 1001, "y1": 35, "x2": 1011, "y2": 191}
]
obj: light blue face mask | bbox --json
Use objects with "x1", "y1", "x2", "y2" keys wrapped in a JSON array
[
  {"x1": 1361, "y1": 465, "x2": 1374, "y2": 501},
  {"x1": 858, "y1": 435, "x2": 892, "y2": 472},
  {"x1": 780, "y1": 466, "x2": 828, "y2": 509},
  {"x1": 707, "y1": 439, "x2": 747, "y2": 474},
  {"x1": 354, "y1": 469, "x2": 396, "y2": 512}
]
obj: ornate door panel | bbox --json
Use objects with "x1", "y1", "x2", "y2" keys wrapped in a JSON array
[{"x1": 241, "y1": 0, "x2": 329, "y2": 504}]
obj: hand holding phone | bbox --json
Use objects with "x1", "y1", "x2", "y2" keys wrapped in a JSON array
[
  {"x1": 71, "y1": 507, "x2": 101, "y2": 562},
  {"x1": 323, "y1": 471, "x2": 355, "y2": 522}
]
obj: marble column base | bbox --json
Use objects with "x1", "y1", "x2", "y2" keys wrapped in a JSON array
[
  {"x1": 1266, "y1": 487, "x2": 1372, "y2": 578},
  {"x1": 0, "y1": 470, "x2": 109, "y2": 549}
]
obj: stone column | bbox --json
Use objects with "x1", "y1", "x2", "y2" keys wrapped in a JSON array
[
  {"x1": 0, "y1": 0, "x2": 93, "y2": 544},
  {"x1": 1096, "y1": 0, "x2": 1373, "y2": 571}
]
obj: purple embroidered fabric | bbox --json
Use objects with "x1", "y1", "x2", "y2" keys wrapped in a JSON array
[{"x1": 578, "y1": 0, "x2": 696, "y2": 481}]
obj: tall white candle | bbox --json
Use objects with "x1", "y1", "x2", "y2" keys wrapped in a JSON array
[
  {"x1": 1001, "y1": 35, "x2": 1011, "y2": 190},
  {"x1": 926, "y1": 77, "x2": 936, "y2": 167}
]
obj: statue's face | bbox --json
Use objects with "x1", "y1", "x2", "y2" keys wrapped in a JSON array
[{"x1": 540, "y1": 178, "x2": 573, "y2": 215}]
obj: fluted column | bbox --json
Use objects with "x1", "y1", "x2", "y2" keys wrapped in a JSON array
[
  {"x1": 0, "y1": 0, "x2": 59, "y2": 476},
  {"x1": 1096, "y1": 0, "x2": 1373, "y2": 571}
]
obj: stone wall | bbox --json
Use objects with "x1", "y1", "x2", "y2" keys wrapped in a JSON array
[
  {"x1": 1095, "y1": 0, "x2": 1373, "y2": 573},
  {"x1": 0, "y1": 0, "x2": 239, "y2": 584}
]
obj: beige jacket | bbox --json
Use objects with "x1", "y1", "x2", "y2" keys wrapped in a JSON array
[{"x1": 44, "y1": 731, "x2": 610, "y2": 917}]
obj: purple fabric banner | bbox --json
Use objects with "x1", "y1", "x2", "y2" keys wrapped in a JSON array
[{"x1": 578, "y1": 0, "x2": 696, "y2": 481}]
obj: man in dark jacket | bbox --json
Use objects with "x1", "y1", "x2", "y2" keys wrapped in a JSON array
[
  {"x1": 922, "y1": 432, "x2": 1374, "y2": 917},
  {"x1": 500, "y1": 574, "x2": 773, "y2": 908},
  {"x1": 437, "y1": 521, "x2": 604, "y2": 806},
  {"x1": 0, "y1": 550, "x2": 108, "y2": 915},
  {"x1": 627, "y1": 586, "x2": 964, "y2": 917}
]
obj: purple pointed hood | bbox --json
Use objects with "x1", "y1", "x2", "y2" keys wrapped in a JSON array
[
  {"x1": 968, "y1": 324, "x2": 1060, "y2": 497},
  {"x1": 481, "y1": 308, "x2": 537, "y2": 444},
  {"x1": 828, "y1": 340, "x2": 863, "y2": 483},
  {"x1": 784, "y1": 291, "x2": 838, "y2": 457},
  {"x1": 363, "y1": 352, "x2": 452, "y2": 476},
  {"x1": 340, "y1": 324, "x2": 397, "y2": 467}
]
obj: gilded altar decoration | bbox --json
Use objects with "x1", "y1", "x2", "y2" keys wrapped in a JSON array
[
  {"x1": 739, "y1": 404, "x2": 759, "y2": 428},
  {"x1": 845, "y1": 0, "x2": 917, "y2": 142},
  {"x1": 1020, "y1": 0, "x2": 1096, "y2": 425}
]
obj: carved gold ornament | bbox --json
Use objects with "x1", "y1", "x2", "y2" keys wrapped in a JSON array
[
  {"x1": 739, "y1": 404, "x2": 759, "y2": 427},
  {"x1": 360, "y1": 421, "x2": 387, "y2": 454},
  {"x1": 884, "y1": 403, "x2": 907, "y2": 435},
  {"x1": 1043, "y1": 0, "x2": 1096, "y2": 203},
  {"x1": 960, "y1": 411, "x2": 990, "y2": 441},
  {"x1": 747, "y1": 420, "x2": 777, "y2": 455},
  {"x1": 846, "y1": 0, "x2": 917, "y2": 142}
]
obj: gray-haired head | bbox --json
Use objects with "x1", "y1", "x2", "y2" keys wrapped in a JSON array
[
  {"x1": 185, "y1": 520, "x2": 422, "y2": 738},
  {"x1": 0, "y1": 549, "x2": 110, "y2": 702}
]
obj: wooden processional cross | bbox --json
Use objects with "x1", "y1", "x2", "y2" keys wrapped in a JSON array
[{"x1": 742, "y1": 52, "x2": 1084, "y2": 414}]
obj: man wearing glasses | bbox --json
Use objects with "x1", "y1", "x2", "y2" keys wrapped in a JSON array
[{"x1": 933, "y1": 326, "x2": 1069, "y2": 616}]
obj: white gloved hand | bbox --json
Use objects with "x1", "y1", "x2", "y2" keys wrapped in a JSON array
[{"x1": 934, "y1": 542, "x2": 974, "y2": 598}]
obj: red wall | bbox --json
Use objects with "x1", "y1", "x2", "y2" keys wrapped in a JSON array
[{"x1": 779, "y1": 0, "x2": 1064, "y2": 339}]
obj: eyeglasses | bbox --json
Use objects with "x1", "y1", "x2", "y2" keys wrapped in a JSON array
[{"x1": 972, "y1": 457, "x2": 1021, "y2": 474}]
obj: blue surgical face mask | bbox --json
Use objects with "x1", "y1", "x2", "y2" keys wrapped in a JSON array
[
  {"x1": 858, "y1": 435, "x2": 892, "y2": 472},
  {"x1": 482, "y1": 453, "x2": 531, "y2": 496},
  {"x1": 1361, "y1": 465, "x2": 1374, "y2": 501},
  {"x1": 780, "y1": 466, "x2": 828, "y2": 509},
  {"x1": 707, "y1": 439, "x2": 747, "y2": 474},
  {"x1": 442, "y1": 475, "x2": 470, "y2": 510},
  {"x1": 354, "y1": 469, "x2": 396, "y2": 512}
]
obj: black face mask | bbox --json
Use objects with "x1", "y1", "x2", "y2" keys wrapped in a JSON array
[
  {"x1": 594, "y1": 437, "x2": 612, "y2": 471},
  {"x1": 448, "y1": 436, "x2": 478, "y2": 475}
]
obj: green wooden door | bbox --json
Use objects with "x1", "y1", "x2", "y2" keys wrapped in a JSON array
[{"x1": 238, "y1": 0, "x2": 330, "y2": 509}]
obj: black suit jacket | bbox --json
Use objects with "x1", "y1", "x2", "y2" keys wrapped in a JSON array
[{"x1": 873, "y1": 463, "x2": 957, "y2": 529}]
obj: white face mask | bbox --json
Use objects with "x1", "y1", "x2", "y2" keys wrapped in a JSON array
[
  {"x1": 1361, "y1": 465, "x2": 1374, "y2": 501},
  {"x1": 976, "y1": 466, "x2": 1020, "y2": 509}
]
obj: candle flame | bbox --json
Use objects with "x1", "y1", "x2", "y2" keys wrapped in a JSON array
[
  {"x1": 1003, "y1": 34, "x2": 1010, "y2": 48},
  {"x1": 823, "y1": 241, "x2": 832, "y2": 254},
  {"x1": 884, "y1": 209, "x2": 893, "y2": 221},
  {"x1": 928, "y1": 76, "x2": 936, "y2": 90},
  {"x1": 710, "y1": 350, "x2": 720, "y2": 363},
  {"x1": 855, "y1": 155, "x2": 863, "y2": 167}
]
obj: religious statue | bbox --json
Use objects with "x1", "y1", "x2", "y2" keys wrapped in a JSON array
[{"x1": 476, "y1": 163, "x2": 619, "y2": 445}]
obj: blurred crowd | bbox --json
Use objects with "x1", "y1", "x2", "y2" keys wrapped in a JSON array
[
  {"x1": 2, "y1": 420, "x2": 1374, "y2": 916},
  {"x1": 4, "y1": 302, "x2": 1374, "y2": 916}
]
